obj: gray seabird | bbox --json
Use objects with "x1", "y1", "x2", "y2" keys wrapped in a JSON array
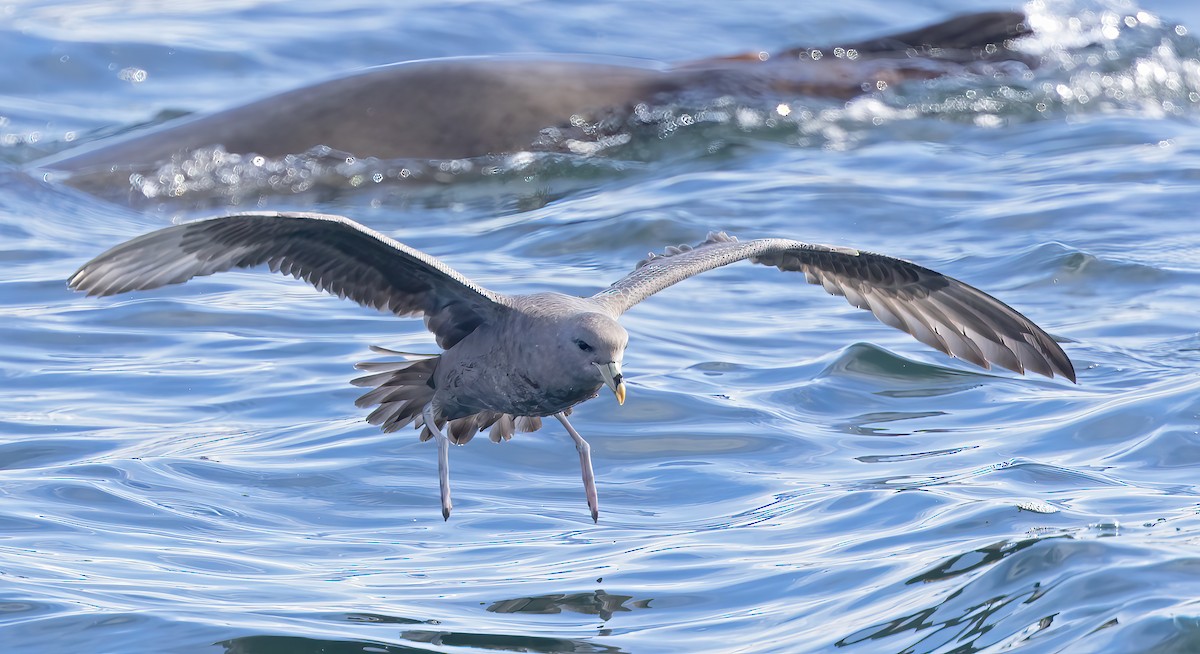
[{"x1": 69, "y1": 212, "x2": 1075, "y2": 521}]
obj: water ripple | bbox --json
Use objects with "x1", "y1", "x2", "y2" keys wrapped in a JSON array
[{"x1": 4, "y1": 1, "x2": 1200, "y2": 652}]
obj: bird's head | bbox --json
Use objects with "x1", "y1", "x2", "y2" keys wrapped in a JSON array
[{"x1": 567, "y1": 312, "x2": 628, "y2": 405}]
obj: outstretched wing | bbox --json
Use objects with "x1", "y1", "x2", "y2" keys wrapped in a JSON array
[
  {"x1": 68, "y1": 211, "x2": 508, "y2": 349},
  {"x1": 592, "y1": 232, "x2": 1075, "y2": 381}
]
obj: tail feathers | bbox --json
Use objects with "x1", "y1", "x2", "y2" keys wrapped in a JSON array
[
  {"x1": 354, "y1": 349, "x2": 574, "y2": 445},
  {"x1": 516, "y1": 416, "x2": 542, "y2": 433},
  {"x1": 489, "y1": 415, "x2": 516, "y2": 443},
  {"x1": 484, "y1": 406, "x2": 573, "y2": 443},
  {"x1": 354, "y1": 355, "x2": 440, "y2": 434},
  {"x1": 422, "y1": 411, "x2": 504, "y2": 445},
  {"x1": 366, "y1": 345, "x2": 424, "y2": 356}
]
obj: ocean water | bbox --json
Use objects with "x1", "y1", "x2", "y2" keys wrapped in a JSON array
[{"x1": 3, "y1": 0, "x2": 1200, "y2": 652}]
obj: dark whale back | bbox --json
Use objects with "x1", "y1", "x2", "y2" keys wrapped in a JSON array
[
  {"x1": 39, "y1": 12, "x2": 1031, "y2": 176},
  {"x1": 45, "y1": 57, "x2": 679, "y2": 171}
]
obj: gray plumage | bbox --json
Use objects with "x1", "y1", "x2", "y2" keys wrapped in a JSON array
[
  {"x1": 593, "y1": 233, "x2": 1074, "y2": 380},
  {"x1": 69, "y1": 211, "x2": 1075, "y2": 520}
]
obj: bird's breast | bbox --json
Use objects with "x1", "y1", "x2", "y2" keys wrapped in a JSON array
[
  {"x1": 435, "y1": 346, "x2": 601, "y2": 419},
  {"x1": 488, "y1": 372, "x2": 600, "y2": 416}
]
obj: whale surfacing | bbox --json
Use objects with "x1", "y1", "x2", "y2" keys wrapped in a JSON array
[{"x1": 39, "y1": 11, "x2": 1033, "y2": 179}]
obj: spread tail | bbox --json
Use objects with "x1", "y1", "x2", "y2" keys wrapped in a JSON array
[
  {"x1": 352, "y1": 346, "x2": 568, "y2": 444},
  {"x1": 352, "y1": 350, "x2": 442, "y2": 435}
]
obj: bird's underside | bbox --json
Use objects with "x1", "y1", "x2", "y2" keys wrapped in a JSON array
[{"x1": 349, "y1": 346, "x2": 577, "y2": 445}]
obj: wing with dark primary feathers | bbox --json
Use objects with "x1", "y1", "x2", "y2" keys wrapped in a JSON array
[
  {"x1": 68, "y1": 211, "x2": 508, "y2": 349},
  {"x1": 592, "y1": 232, "x2": 1075, "y2": 382}
]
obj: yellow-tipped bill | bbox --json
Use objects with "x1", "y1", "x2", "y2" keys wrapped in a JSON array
[{"x1": 596, "y1": 361, "x2": 626, "y2": 405}]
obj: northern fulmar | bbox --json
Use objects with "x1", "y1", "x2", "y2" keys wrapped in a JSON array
[{"x1": 68, "y1": 212, "x2": 1075, "y2": 521}]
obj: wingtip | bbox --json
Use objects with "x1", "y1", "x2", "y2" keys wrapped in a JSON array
[
  {"x1": 1031, "y1": 354, "x2": 1076, "y2": 384},
  {"x1": 1045, "y1": 339, "x2": 1077, "y2": 384},
  {"x1": 66, "y1": 268, "x2": 87, "y2": 293}
]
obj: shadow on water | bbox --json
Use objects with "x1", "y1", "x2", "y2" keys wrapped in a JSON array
[
  {"x1": 488, "y1": 589, "x2": 652, "y2": 621},
  {"x1": 399, "y1": 630, "x2": 625, "y2": 653},
  {"x1": 216, "y1": 603, "x2": 635, "y2": 653},
  {"x1": 220, "y1": 635, "x2": 437, "y2": 654},
  {"x1": 221, "y1": 627, "x2": 625, "y2": 654}
]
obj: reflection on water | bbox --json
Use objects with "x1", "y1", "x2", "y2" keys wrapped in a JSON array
[
  {"x1": 222, "y1": 631, "x2": 625, "y2": 654},
  {"x1": 400, "y1": 630, "x2": 625, "y2": 653},
  {"x1": 222, "y1": 635, "x2": 437, "y2": 654},
  {"x1": 488, "y1": 589, "x2": 651, "y2": 621}
]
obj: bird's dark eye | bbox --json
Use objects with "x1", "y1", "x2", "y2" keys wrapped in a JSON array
[{"x1": 575, "y1": 340, "x2": 593, "y2": 352}]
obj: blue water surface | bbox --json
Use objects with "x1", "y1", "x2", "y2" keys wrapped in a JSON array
[{"x1": 4, "y1": 0, "x2": 1200, "y2": 652}]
